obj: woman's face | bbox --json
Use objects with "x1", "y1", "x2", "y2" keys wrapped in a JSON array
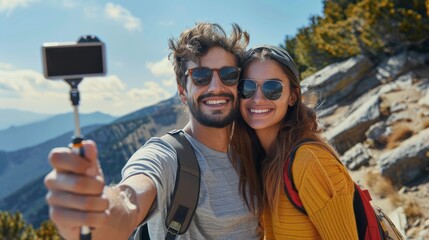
[{"x1": 239, "y1": 59, "x2": 296, "y2": 132}]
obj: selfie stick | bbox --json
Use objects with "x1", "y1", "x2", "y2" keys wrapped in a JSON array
[
  {"x1": 63, "y1": 77, "x2": 91, "y2": 240},
  {"x1": 43, "y1": 34, "x2": 105, "y2": 240},
  {"x1": 70, "y1": 36, "x2": 101, "y2": 240},
  {"x1": 68, "y1": 36, "x2": 101, "y2": 240}
]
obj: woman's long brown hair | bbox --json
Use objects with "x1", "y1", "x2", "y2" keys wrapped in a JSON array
[{"x1": 229, "y1": 47, "x2": 339, "y2": 215}]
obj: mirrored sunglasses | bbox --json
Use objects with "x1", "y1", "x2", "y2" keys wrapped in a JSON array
[
  {"x1": 238, "y1": 79, "x2": 285, "y2": 100},
  {"x1": 185, "y1": 66, "x2": 241, "y2": 86}
]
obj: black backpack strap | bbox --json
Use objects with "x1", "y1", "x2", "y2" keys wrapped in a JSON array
[{"x1": 161, "y1": 129, "x2": 200, "y2": 240}]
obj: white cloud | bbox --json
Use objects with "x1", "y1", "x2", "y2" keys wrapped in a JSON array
[
  {"x1": 0, "y1": 62, "x2": 13, "y2": 70},
  {"x1": 0, "y1": 68, "x2": 68, "y2": 114},
  {"x1": 79, "y1": 78, "x2": 173, "y2": 115},
  {"x1": 127, "y1": 81, "x2": 170, "y2": 101},
  {"x1": 0, "y1": 0, "x2": 37, "y2": 16},
  {"x1": 146, "y1": 57, "x2": 176, "y2": 87},
  {"x1": 104, "y1": 3, "x2": 142, "y2": 32},
  {"x1": 79, "y1": 75, "x2": 127, "y2": 102},
  {"x1": 0, "y1": 66, "x2": 174, "y2": 116},
  {"x1": 146, "y1": 57, "x2": 173, "y2": 78},
  {"x1": 0, "y1": 68, "x2": 63, "y2": 94},
  {"x1": 162, "y1": 78, "x2": 176, "y2": 87}
]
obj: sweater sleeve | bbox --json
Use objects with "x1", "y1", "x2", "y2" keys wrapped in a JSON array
[{"x1": 292, "y1": 144, "x2": 358, "y2": 240}]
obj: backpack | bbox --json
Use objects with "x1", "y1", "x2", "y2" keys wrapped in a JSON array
[
  {"x1": 283, "y1": 141, "x2": 405, "y2": 240},
  {"x1": 134, "y1": 129, "x2": 200, "y2": 240}
]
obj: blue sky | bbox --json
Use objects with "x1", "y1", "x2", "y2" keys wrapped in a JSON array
[{"x1": 0, "y1": 0, "x2": 323, "y2": 116}]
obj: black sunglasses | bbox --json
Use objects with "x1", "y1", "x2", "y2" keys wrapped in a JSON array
[
  {"x1": 185, "y1": 66, "x2": 241, "y2": 86},
  {"x1": 238, "y1": 79, "x2": 285, "y2": 100}
]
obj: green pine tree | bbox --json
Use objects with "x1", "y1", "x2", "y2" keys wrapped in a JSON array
[
  {"x1": 0, "y1": 211, "x2": 61, "y2": 240},
  {"x1": 0, "y1": 211, "x2": 30, "y2": 240},
  {"x1": 36, "y1": 221, "x2": 62, "y2": 240},
  {"x1": 283, "y1": 0, "x2": 429, "y2": 77}
]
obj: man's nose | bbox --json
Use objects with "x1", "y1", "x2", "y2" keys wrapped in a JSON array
[{"x1": 207, "y1": 70, "x2": 226, "y2": 92}]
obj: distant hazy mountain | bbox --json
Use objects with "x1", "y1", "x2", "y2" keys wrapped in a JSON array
[
  {"x1": 0, "y1": 124, "x2": 103, "y2": 199},
  {"x1": 0, "y1": 109, "x2": 52, "y2": 130},
  {"x1": 0, "y1": 111, "x2": 116, "y2": 151},
  {"x1": 0, "y1": 95, "x2": 187, "y2": 227}
]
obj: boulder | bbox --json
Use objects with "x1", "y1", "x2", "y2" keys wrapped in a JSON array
[
  {"x1": 366, "y1": 121, "x2": 392, "y2": 146},
  {"x1": 378, "y1": 127, "x2": 429, "y2": 185},
  {"x1": 316, "y1": 104, "x2": 338, "y2": 118},
  {"x1": 324, "y1": 95, "x2": 380, "y2": 154},
  {"x1": 341, "y1": 143, "x2": 372, "y2": 170},
  {"x1": 386, "y1": 112, "x2": 413, "y2": 125},
  {"x1": 376, "y1": 52, "x2": 429, "y2": 83},
  {"x1": 301, "y1": 55, "x2": 374, "y2": 108}
]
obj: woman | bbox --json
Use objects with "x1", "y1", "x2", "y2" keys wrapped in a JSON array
[{"x1": 230, "y1": 45, "x2": 358, "y2": 239}]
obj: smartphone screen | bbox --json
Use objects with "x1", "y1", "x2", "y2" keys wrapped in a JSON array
[{"x1": 42, "y1": 42, "x2": 106, "y2": 79}]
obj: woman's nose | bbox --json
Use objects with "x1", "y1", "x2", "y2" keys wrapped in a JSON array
[{"x1": 252, "y1": 84, "x2": 266, "y2": 103}]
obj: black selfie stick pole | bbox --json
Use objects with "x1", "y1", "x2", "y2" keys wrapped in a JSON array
[
  {"x1": 66, "y1": 78, "x2": 84, "y2": 149},
  {"x1": 64, "y1": 78, "x2": 91, "y2": 240}
]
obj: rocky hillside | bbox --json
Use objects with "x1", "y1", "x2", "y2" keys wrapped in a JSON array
[{"x1": 303, "y1": 48, "x2": 429, "y2": 238}]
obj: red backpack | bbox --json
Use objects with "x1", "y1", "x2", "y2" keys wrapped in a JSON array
[{"x1": 283, "y1": 141, "x2": 405, "y2": 240}]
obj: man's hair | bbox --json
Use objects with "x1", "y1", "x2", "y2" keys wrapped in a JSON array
[{"x1": 168, "y1": 22, "x2": 249, "y2": 88}]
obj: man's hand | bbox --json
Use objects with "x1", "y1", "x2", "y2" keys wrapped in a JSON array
[{"x1": 44, "y1": 140, "x2": 109, "y2": 240}]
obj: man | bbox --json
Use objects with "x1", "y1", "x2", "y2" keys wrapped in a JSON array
[{"x1": 44, "y1": 22, "x2": 262, "y2": 239}]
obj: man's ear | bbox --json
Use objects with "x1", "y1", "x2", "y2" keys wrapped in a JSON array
[{"x1": 178, "y1": 84, "x2": 187, "y2": 103}]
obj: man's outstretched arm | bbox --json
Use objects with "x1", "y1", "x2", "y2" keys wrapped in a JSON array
[{"x1": 44, "y1": 140, "x2": 156, "y2": 240}]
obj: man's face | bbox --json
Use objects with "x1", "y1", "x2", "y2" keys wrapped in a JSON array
[{"x1": 179, "y1": 46, "x2": 239, "y2": 128}]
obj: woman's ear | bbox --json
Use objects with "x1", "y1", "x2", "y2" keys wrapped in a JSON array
[{"x1": 288, "y1": 89, "x2": 298, "y2": 107}]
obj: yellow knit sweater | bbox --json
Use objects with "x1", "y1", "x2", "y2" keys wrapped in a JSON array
[{"x1": 263, "y1": 144, "x2": 358, "y2": 240}]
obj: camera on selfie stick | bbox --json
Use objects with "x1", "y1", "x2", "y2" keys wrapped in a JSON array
[{"x1": 41, "y1": 35, "x2": 107, "y2": 240}]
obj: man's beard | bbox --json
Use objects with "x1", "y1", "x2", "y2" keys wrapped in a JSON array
[{"x1": 187, "y1": 93, "x2": 238, "y2": 128}]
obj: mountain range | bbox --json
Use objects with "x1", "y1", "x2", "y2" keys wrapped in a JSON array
[
  {"x1": 0, "y1": 109, "x2": 52, "y2": 130},
  {"x1": 0, "y1": 124, "x2": 103, "y2": 199},
  {"x1": 0, "y1": 111, "x2": 116, "y2": 151}
]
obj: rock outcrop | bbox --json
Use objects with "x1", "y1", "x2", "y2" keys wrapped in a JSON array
[{"x1": 307, "y1": 50, "x2": 429, "y2": 186}]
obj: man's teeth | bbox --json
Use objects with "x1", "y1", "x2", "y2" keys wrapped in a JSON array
[
  {"x1": 206, "y1": 100, "x2": 227, "y2": 105},
  {"x1": 250, "y1": 109, "x2": 270, "y2": 113}
]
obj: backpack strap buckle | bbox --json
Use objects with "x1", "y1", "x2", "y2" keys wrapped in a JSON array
[{"x1": 165, "y1": 220, "x2": 181, "y2": 240}]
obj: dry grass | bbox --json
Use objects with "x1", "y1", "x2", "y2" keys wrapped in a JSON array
[
  {"x1": 402, "y1": 197, "x2": 422, "y2": 218},
  {"x1": 364, "y1": 170, "x2": 401, "y2": 204},
  {"x1": 364, "y1": 170, "x2": 422, "y2": 219},
  {"x1": 385, "y1": 124, "x2": 414, "y2": 149}
]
